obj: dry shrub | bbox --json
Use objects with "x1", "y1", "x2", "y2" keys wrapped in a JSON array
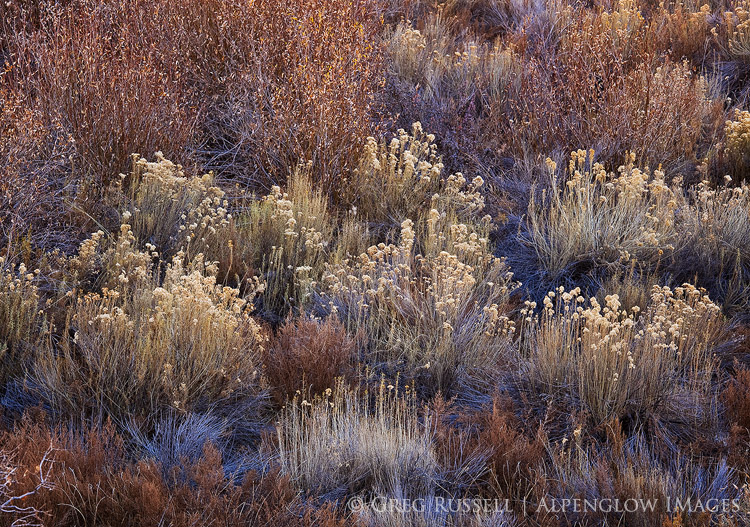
[
  {"x1": 430, "y1": 395, "x2": 546, "y2": 509},
  {"x1": 383, "y1": 15, "x2": 522, "y2": 171},
  {"x1": 439, "y1": 0, "x2": 549, "y2": 39},
  {"x1": 653, "y1": 3, "x2": 713, "y2": 65},
  {"x1": 209, "y1": 0, "x2": 383, "y2": 194},
  {"x1": 723, "y1": 109, "x2": 750, "y2": 176},
  {"x1": 0, "y1": 416, "x2": 351, "y2": 527},
  {"x1": 119, "y1": 152, "x2": 237, "y2": 274},
  {"x1": 488, "y1": 1, "x2": 722, "y2": 172},
  {"x1": 211, "y1": 166, "x2": 336, "y2": 321},
  {"x1": 722, "y1": 364, "x2": 750, "y2": 471},
  {"x1": 349, "y1": 122, "x2": 489, "y2": 234},
  {"x1": 675, "y1": 178, "x2": 750, "y2": 310},
  {"x1": 31, "y1": 236, "x2": 267, "y2": 435},
  {"x1": 6, "y1": 0, "x2": 196, "y2": 197},
  {"x1": 477, "y1": 397, "x2": 545, "y2": 505},
  {"x1": 314, "y1": 217, "x2": 517, "y2": 397},
  {"x1": 518, "y1": 283, "x2": 726, "y2": 435},
  {"x1": 312, "y1": 124, "x2": 518, "y2": 397},
  {"x1": 277, "y1": 379, "x2": 439, "y2": 501},
  {"x1": 248, "y1": 168, "x2": 335, "y2": 320},
  {"x1": 2, "y1": 0, "x2": 381, "y2": 249},
  {"x1": 0, "y1": 89, "x2": 75, "y2": 251},
  {"x1": 722, "y1": 3, "x2": 750, "y2": 63},
  {"x1": 265, "y1": 316, "x2": 357, "y2": 405}
]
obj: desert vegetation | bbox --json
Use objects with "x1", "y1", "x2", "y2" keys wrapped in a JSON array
[{"x1": 1, "y1": 0, "x2": 750, "y2": 525}]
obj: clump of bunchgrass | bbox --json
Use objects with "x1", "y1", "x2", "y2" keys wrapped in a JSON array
[{"x1": 276, "y1": 378, "x2": 438, "y2": 502}]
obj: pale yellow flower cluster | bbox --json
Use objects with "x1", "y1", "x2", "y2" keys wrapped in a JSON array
[
  {"x1": 318, "y1": 209, "x2": 516, "y2": 393},
  {"x1": 725, "y1": 4, "x2": 750, "y2": 58},
  {"x1": 522, "y1": 282, "x2": 724, "y2": 426},
  {"x1": 351, "y1": 123, "x2": 486, "y2": 231},
  {"x1": 525, "y1": 151, "x2": 680, "y2": 277},
  {"x1": 725, "y1": 109, "x2": 750, "y2": 158}
]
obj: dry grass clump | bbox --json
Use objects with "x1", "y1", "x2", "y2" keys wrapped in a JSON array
[
  {"x1": 265, "y1": 316, "x2": 357, "y2": 405},
  {"x1": 548, "y1": 428, "x2": 743, "y2": 527},
  {"x1": 314, "y1": 216, "x2": 517, "y2": 397},
  {"x1": 31, "y1": 239, "x2": 266, "y2": 435},
  {"x1": 519, "y1": 283, "x2": 725, "y2": 433},
  {"x1": 277, "y1": 379, "x2": 438, "y2": 501},
  {"x1": 522, "y1": 151, "x2": 679, "y2": 280}
]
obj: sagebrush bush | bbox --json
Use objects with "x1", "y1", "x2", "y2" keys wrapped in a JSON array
[
  {"x1": 522, "y1": 151, "x2": 679, "y2": 280},
  {"x1": 314, "y1": 217, "x2": 517, "y2": 397},
  {"x1": 123, "y1": 153, "x2": 230, "y2": 262},
  {"x1": 676, "y1": 178, "x2": 750, "y2": 310},
  {"x1": 0, "y1": 260, "x2": 43, "y2": 390},
  {"x1": 349, "y1": 123, "x2": 488, "y2": 234},
  {"x1": 724, "y1": 109, "x2": 750, "y2": 175}
]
